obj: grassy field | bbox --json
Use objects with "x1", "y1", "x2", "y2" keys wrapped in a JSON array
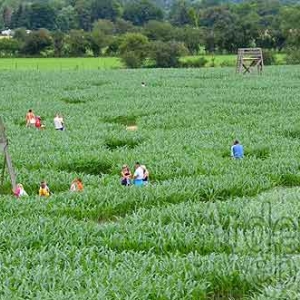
[
  {"x1": 0, "y1": 53, "x2": 287, "y2": 70},
  {"x1": 0, "y1": 57, "x2": 123, "y2": 70},
  {"x1": 0, "y1": 66, "x2": 300, "y2": 298},
  {"x1": 183, "y1": 53, "x2": 286, "y2": 67}
]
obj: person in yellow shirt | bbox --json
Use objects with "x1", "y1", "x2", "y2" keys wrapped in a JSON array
[{"x1": 39, "y1": 181, "x2": 50, "y2": 197}]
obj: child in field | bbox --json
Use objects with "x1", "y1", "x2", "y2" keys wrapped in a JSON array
[
  {"x1": 54, "y1": 114, "x2": 64, "y2": 131},
  {"x1": 26, "y1": 109, "x2": 36, "y2": 127},
  {"x1": 231, "y1": 140, "x2": 244, "y2": 159},
  {"x1": 35, "y1": 116, "x2": 45, "y2": 130},
  {"x1": 70, "y1": 178, "x2": 83, "y2": 192},
  {"x1": 39, "y1": 181, "x2": 50, "y2": 197},
  {"x1": 133, "y1": 162, "x2": 144, "y2": 186},
  {"x1": 141, "y1": 165, "x2": 149, "y2": 186},
  {"x1": 13, "y1": 183, "x2": 28, "y2": 198},
  {"x1": 121, "y1": 165, "x2": 131, "y2": 186}
]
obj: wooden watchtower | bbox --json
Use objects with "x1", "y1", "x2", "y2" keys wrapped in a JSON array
[
  {"x1": 0, "y1": 117, "x2": 17, "y2": 192},
  {"x1": 236, "y1": 48, "x2": 264, "y2": 74}
]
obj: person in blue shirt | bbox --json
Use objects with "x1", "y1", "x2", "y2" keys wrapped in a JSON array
[{"x1": 231, "y1": 140, "x2": 244, "y2": 159}]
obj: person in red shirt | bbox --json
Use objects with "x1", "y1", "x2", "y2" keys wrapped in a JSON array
[
  {"x1": 35, "y1": 116, "x2": 41, "y2": 129},
  {"x1": 35, "y1": 116, "x2": 45, "y2": 129}
]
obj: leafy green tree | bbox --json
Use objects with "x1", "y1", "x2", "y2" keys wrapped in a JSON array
[
  {"x1": 200, "y1": 6, "x2": 258, "y2": 52},
  {"x1": 90, "y1": 0, "x2": 121, "y2": 22},
  {"x1": 115, "y1": 18, "x2": 136, "y2": 34},
  {"x1": 279, "y1": 5, "x2": 300, "y2": 51},
  {"x1": 143, "y1": 20, "x2": 175, "y2": 41},
  {"x1": 2, "y1": 6, "x2": 12, "y2": 28},
  {"x1": 93, "y1": 19, "x2": 114, "y2": 35},
  {"x1": 286, "y1": 46, "x2": 300, "y2": 65},
  {"x1": 107, "y1": 36, "x2": 122, "y2": 55},
  {"x1": 28, "y1": 3, "x2": 57, "y2": 30},
  {"x1": 67, "y1": 29, "x2": 90, "y2": 56},
  {"x1": 89, "y1": 19, "x2": 114, "y2": 56},
  {"x1": 11, "y1": 4, "x2": 30, "y2": 29},
  {"x1": 57, "y1": 6, "x2": 79, "y2": 32},
  {"x1": 169, "y1": 0, "x2": 191, "y2": 26},
  {"x1": 74, "y1": 0, "x2": 92, "y2": 31},
  {"x1": 175, "y1": 26, "x2": 203, "y2": 54},
  {"x1": 123, "y1": 0, "x2": 163, "y2": 26},
  {"x1": 13, "y1": 28, "x2": 28, "y2": 44},
  {"x1": 149, "y1": 40, "x2": 187, "y2": 67},
  {"x1": 21, "y1": 29, "x2": 53, "y2": 55},
  {"x1": 0, "y1": 38, "x2": 20, "y2": 56},
  {"x1": 262, "y1": 49, "x2": 276, "y2": 65},
  {"x1": 52, "y1": 31, "x2": 65, "y2": 57},
  {"x1": 119, "y1": 32, "x2": 149, "y2": 68}
]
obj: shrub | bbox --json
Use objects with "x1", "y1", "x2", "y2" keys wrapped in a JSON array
[
  {"x1": 119, "y1": 33, "x2": 149, "y2": 68},
  {"x1": 0, "y1": 38, "x2": 20, "y2": 57},
  {"x1": 121, "y1": 51, "x2": 144, "y2": 68},
  {"x1": 262, "y1": 49, "x2": 276, "y2": 65},
  {"x1": 21, "y1": 29, "x2": 53, "y2": 56},
  {"x1": 149, "y1": 41, "x2": 187, "y2": 68},
  {"x1": 286, "y1": 48, "x2": 300, "y2": 65},
  {"x1": 220, "y1": 60, "x2": 235, "y2": 67},
  {"x1": 180, "y1": 57, "x2": 208, "y2": 68}
]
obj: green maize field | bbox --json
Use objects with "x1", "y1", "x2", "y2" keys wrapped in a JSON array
[{"x1": 0, "y1": 66, "x2": 300, "y2": 299}]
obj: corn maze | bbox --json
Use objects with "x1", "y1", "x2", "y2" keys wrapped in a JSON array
[{"x1": 0, "y1": 66, "x2": 300, "y2": 299}]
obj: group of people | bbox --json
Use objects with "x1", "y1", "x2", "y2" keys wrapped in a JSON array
[
  {"x1": 22, "y1": 106, "x2": 243, "y2": 196},
  {"x1": 121, "y1": 162, "x2": 149, "y2": 186},
  {"x1": 13, "y1": 178, "x2": 83, "y2": 198},
  {"x1": 26, "y1": 109, "x2": 65, "y2": 131}
]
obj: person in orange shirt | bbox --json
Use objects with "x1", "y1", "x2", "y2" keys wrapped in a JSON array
[
  {"x1": 26, "y1": 109, "x2": 35, "y2": 127},
  {"x1": 70, "y1": 178, "x2": 83, "y2": 192}
]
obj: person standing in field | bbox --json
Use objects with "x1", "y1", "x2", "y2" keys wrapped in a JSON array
[
  {"x1": 13, "y1": 183, "x2": 28, "y2": 198},
  {"x1": 39, "y1": 181, "x2": 50, "y2": 197},
  {"x1": 133, "y1": 162, "x2": 144, "y2": 186},
  {"x1": 26, "y1": 109, "x2": 36, "y2": 127},
  {"x1": 141, "y1": 165, "x2": 149, "y2": 185},
  {"x1": 121, "y1": 165, "x2": 131, "y2": 186},
  {"x1": 231, "y1": 140, "x2": 244, "y2": 159},
  {"x1": 54, "y1": 114, "x2": 64, "y2": 131},
  {"x1": 70, "y1": 178, "x2": 83, "y2": 192}
]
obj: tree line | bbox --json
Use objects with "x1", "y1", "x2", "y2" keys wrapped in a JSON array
[{"x1": 0, "y1": 0, "x2": 300, "y2": 67}]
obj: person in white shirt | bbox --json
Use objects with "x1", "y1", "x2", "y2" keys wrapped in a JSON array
[
  {"x1": 133, "y1": 162, "x2": 144, "y2": 186},
  {"x1": 54, "y1": 114, "x2": 64, "y2": 131}
]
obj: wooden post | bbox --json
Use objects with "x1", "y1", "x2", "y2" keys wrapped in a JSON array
[
  {"x1": 4, "y1": 145, "x2": 16, "y2": 191},
  {"x1": 0, "y1": 117, "x2": 17, "y2": 193},
  {"x1": 0, "y1": 155, "x2": 5, "y2": 186}
]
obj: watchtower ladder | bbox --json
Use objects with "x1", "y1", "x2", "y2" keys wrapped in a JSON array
[{"x1": 236, "y1": 48, "x2": 264, "y2": 74}]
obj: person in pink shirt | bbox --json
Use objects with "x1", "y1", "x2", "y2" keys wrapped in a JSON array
[{"x1": 13, "y1": 183, "x2": 28, "y2": 198}]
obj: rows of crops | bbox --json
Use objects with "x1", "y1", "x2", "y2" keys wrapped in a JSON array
[{"x1": 1, "y1": 66, "x2": 300, "y2": 298}]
